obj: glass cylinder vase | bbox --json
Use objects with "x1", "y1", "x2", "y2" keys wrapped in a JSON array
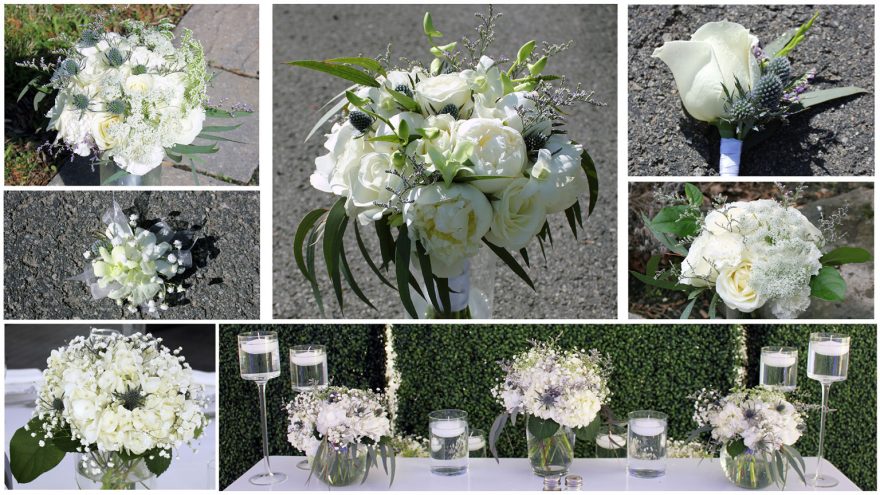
[
  {"x1": 720, "y1": 448, "x2": 777, "y2": 490},
  {"x1": 525, "y1": 418, "x2": 575, "y2": 477},
  {"x1": 312, "y1": 443, "x2": 369, "y2": 487},
  {"x1": 412, "y1": 245, "x2": 496, "y2": 319},
  {"x1": 98, "y1": 160, "x2": 163, "y2": 186},
  {"x1": 74, "y1": 451, "x2": 156, "y2": 490}
]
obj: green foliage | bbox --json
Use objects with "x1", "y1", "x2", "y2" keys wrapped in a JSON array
[
  {"x1": 218, "y1": 324, "x2": 386, "y2": 489},
  {"x1": 745, "y1": 324, "x2": 876, "y2": 490},
  {"x1": 391, "y1": 324, "x2": 742, "y2": 460}
]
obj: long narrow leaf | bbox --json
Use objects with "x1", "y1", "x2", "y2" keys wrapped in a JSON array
[
  {"x1": 205, "y1": 108, "x2": 252, "y2": 118},
  {"x1": 101, "y1": 169, "x2": 130, "y2": 185},
  {"x1": 323, "y1": 57, "x2": 387, "y2": 76},
  {"x1": 489, "y1": 412, "x2": 509, "y2": 462},
  {"x1": 580, "y1": 147, "x2": 599, "y2": 215},
  {"x1": 195, "y1": 133, "x2": 246, "y2": 144},
  {"x1": 287, "y1": 60, "x2": 380, "y2": 87},
  {"x1": 375, "y1": 217, "x2": 396, "y2": 268},
  {"x1": 323, "y1": 198, "x2": 348, "y2": 313},
  {"x1": 630, "y1": 270, "x2": 691, "y2": 291},
  {"x1": 200, "y1": 123, "x2": 242, "y2": 133},
  {"x1": 483, "y1": 239, "x2": 535, "y2": 290},
  {"x1": 564, "y1": 205, "x2": 579, "y2": 240},
  {"x1": 340, "y1": 241, "x2": 376, "y2": 310},
  {"x1": 680, "y1": 296, "x2": 697, "y2": 319},
  {"x1": 435, "y1": 276, "x2": 451, "y2": 315},
  {"x1": 168, "y1": 143, "x2": 218, "y2": 155},
  {"x1": 305, "y1": 226, "x2": 325, "y2": 316},
  {"x1": 395, "y1": 226, "x2": 418, "y2": 318},
  {"x1": 415, "y1": 242, "x2": 441, "y2": 314},
  {"x1": 798, "y1": 87, "x2": 867, "y2": 109},
  {"x1": 305, "y1": 94, "x2": 349, "y2": 143},
  {"x1": 354, "y1": 222, "x2": 396, "y2": 290}
]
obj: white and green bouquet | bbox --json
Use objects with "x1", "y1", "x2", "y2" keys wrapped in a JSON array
[
  {"x1": 290, "y1": 9, "x2": 601, "y2": 319},
  {"x1": 653, "y1": 13, "x2": 866, "y2": 176},
  {"x1": 489, "y1": 341, "x2": 611, "y2": 476},
  {"x1": 632, "y1": 184, "x2": 872, "y2": 319},
  {"x1": 72, "y1": 200, "x2": 197, "y2": 316},
  {"x1": 19, "y1": 15, "x2": 250, "y2": 183},
  {"x1": 285, "y1": 386, "x2": 395, "y2": 487},
  {"x1": 9, "y1": 331, "x2": 208, "y2": 489},
  {"x1": 689, "y1": 388, "x2": 807, "y2": 489}
]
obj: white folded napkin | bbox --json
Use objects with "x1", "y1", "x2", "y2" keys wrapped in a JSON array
[{"x1": 5, "y1": 369, "x2": 43, "y2": 403}]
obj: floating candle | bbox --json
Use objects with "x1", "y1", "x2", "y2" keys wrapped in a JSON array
[
  {"x1": 468, "y1": 436, "x2": 485, "y2": 451},
  {"x1": 630, "y1": 418, "x2": 665, "y2": 437},
  {"x1": 595, "y1": 433, "x2": 626, "y2": 450},
  {"x1": 241, "y1": 338, "x2": 276, "y2": 354},
  {"x1": 431, "y1": 420, "x2": 466, "y2": 438},
  {"x1": 811, "y1": 340, "x2": 850, "y2": 356},
  {"x1": 762, "y1": 351, "x2": 797, "y2": 367},
  {"x1": 291, "y1": 349, "x2": 325, "y2": 366}
]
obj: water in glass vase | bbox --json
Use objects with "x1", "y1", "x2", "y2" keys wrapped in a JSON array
[
  {"x1": 290, "y1": 347, "x2": 327, "y2": 392},
  {"x1": 429, "y1": 420, "x2": 469, "y2": 476},
  {"x1": 627, "y1": 417, "x2": 667, "y2": 478},
  {"x1": 760, "y1": 349, "x2": 797, "y2": 392},
  {"x1": 595, "y1": 432, "x2": 627, "y2": 458},
  {"x1": 239, "y1": 338, "x2": 281, "y2": 381},
  {"x1": 807, "y1": 340, "x2": 849, "y2": 383}
]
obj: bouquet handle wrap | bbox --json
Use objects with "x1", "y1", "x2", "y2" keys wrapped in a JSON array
[
  {"x1": 431, "y1": 260, "x2": 471, "y2": 313},
  {"x1": 719, "y1": 138, "x2": 742, "y2": 177}
]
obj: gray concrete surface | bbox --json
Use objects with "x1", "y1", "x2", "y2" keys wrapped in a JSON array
[
  {"x1": 629, "y1": 5, "x2": 874, "y2": 176},
  {"x1": 273, "y1": 4, "x2": 618, "y2": 319},
  {"x1": 4, "y1": 191, "x2": 260, "y2": 319}
]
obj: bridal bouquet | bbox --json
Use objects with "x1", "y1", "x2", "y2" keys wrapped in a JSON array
[
  {"x1": 285, "y1": 386, "x2": 395, "y2": 487},
  {"x1": 632, "y1": 184, "x2": 872, "y2": 319},
  {"x1": 72, "y1": 200, "x2": 197, "y2": 315},
  {"x1": 19, "y1": 15, "x2": 249, "y2": 183},
  {"x1": 290, "y1": 8, "x2": 601, "y2": 318},
  {"x1": 489, "y1": 341, "x2": 611, "y2": 476},
  {"x1": 653, "y1": 13, "x2": 866, "y2": 176},
  {"x1": 9, "y1": 331, "x2": 207, "y2": 489},
  {"x1": 689, "y1": 388, "x2": 807, "y2": 489}
]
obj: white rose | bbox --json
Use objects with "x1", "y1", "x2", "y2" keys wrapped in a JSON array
[
  {"x1": 415, "y1": 73, "x2": 472, "y2": 115},
  {"x1": 176, "y1": 107, "x2": 206, "y2": 145},
  {"x1": 703, "y1": 203, "x2": 752, "y2": 235},
  {"x1": 679, "y1": 231, "x2": 744, "y2": 286},
  {"x1": 90, "y1": 112, "x2": 123, "y2": 151},
  {"x1": 454, "y1": 118, "x2": 527, "y2": 193},
  {"x1": 528, "y1": 136, "x2": 586, "y2": 214},
  {"x1": 346, "y1": 152, "x2": 402, "y2": 224},
  {"x1": 474, "y1": 91, "x2": 535, "y2": 133},
  {"x1": 124, "y1": 73, "x2": 155, "y2": 95},
  {"x1": 715, "y1": 261, "x2": 766, "y2": 312},
  {"x1": 312, "y1": 123, "x2": 373, "y2": 195},
  {"x1": 485, "y1": 178, "x2": 547, "y2": 251},
  {"x1": 652, "y1": 21, "x2": 760, "y2": 123},
  {"x1": 403, "y1": 183, "x2": 492, "y2": 277}
]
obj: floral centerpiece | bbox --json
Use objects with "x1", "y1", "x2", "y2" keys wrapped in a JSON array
[
  {"x1": 689, "y1": 388, "x2": 807, "y2": 489},
  {"x1": 290, "y1": 8, "x2": 601, "y2": 318},
  {"x1": 18, "y1": 14, "x2": 250, "y2": 184},
  {"x1": 8, "y1": 331, "x2": 208, "y2": 489},
  {"x1": 653, "y1": 13, "x2": 865, "y2": 176},
  {"x1": 489, "y1": 341, "x2": 611, "y2": 476},
  {"x1": 71, "y1": 200, "x2": 198, "y2": 316},
  {"x1": 285, "y1": 386, "x2": 396, "y2": 487},
  {"x1": 632, "y1": 184, "x2": 872, "y2": 319}
]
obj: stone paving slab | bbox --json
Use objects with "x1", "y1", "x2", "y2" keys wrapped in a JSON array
[
  {"x1": 48, "y1": 158, "x2": 227, "y2": 186},
  {"x1": 175, "y1": 4, "x2": 259, "y2": 76}
]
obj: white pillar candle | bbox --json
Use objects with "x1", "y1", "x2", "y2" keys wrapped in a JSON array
[
  {"x1": 595, "y1": 433, "x2": 626, "y2": 450},
  {"x1": 291, "y1": 349, "x2": 325, "y2": 366},
  {"x1": 630, "y1": 418, "x2": 665, "y2": 437},
  {"x1": 431, "y1": 420, "x2": 466, "y2": 438},
  {"x1": 762, "y1": 351, "x2": 796, "y2": 367},
  {"x1": 812, "y1": 340, "x2": 850, "y2": 356},
  {"x1": 241, "y1": 338, "x2": 276, "y2": 354},
  {"x1": 468, "y1": 436, "x2": 485, "y2": 451}
]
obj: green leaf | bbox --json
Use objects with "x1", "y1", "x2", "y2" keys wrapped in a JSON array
[
  {"x1": 33, "y1": 90, "x2": 47, "y2": 111},
  {"x1": 516, "y1": 40, "x2": 536, "y2": 64},
  {"x1": 630, "y1": 270, "x2": 691, "y2": 292},
  {"x1": 764, "y1": 29, "x2": 797, "y2": 60},
  {"x1": 48, "y1": 426, "x2": 82, "y2": 453},
  {"x1": 386, "y1": 87, "x2": 421, "y2": 113},
  {"x1": 17, "y1": 76, "x2": 41, "y2": 102},
  {"x1": 339, "y1": 239, "x2": 376, "y2": 311},
  {"x1": 204, "y1": 108, "x2": 252, "y2": 118},
  {"x1": 798, "y1": 87, "x2": 867, "y2": 109},
  {"x1": 195, "y1": 133, "x2": 246, "y2": 144},
  {"x1": 423, "y1": 12, "x2": 443, "y2": 38},
  {"x1": 200, "y1": 123, "x2": 242, "y2": 133},
  {"x1": 435, "y1": 276, "x2": 452, "y2": 316},
  {"x1": 306, "y1": 226, "x2": 325, "y2": 316},
  {"x1": 100, "y1": 169, "x2": 130, "y2": 186},
  {"x1": 527, "y1": 416, "x2": 560, "y2": 441},
  {"x1": 294, "y1": 209, "x2": 328, "y2": 299},
  {"x1": 488, "y1": 413, "x2": 509, "y2": 462},
  {"x1": 287, "y1": 60, "x2": 380, "y2": 87},
  {"x1": 10, "y1": 418, "x2": 66, "y2": 483},
  {"x1": 305, "y1": 89, "x2": 351, "y2": 142},
  {"x1": 641, "y1": 213, "x2": 688, "y2": 256},
  {"x1": 366, "y1": 135, "x2": 403, "y2": 144},
  {"x1": 145, "y1": 448, "x2": 171, "y2": 476},
  {"x1": 810, "y1": 266, "x2": 847, "y2": 301},
  {"x1": 680, "y1": 296, "x2": 698, "y2": 319},
  {"x1": 323, "y1": 198, "x2": 349, "y2": 313},
  {"x1": 375, "y1": 217, "x2": 396, "y2": 269},
  {"x1": 651, "y1": 205, "x2": 700, "y2": 237},
  {"x1": 573, "y1": 415, "x2": 602, "y2": 443},
  {"x1": 564, "y1": 205, "x2": 579, "y2": 240},
  {"x1": 323, "y1": 57, "x2": 387, "y2": 76},
  {"x1": 354, "y1": 222, "x2": 396, "y2": 291},
  {"x1": 725, "y1": 438, "x2": 747, "y2": 458},
  {"x1": 579, "y1": 147, "x2": 599, "y2": 215},
  {"x1": 395, "y1": 225, "x2": 418, "y2": 318},
  {"x1": 708, "y1": 292, "x2": 720, "y2": 319},
  {"x1": 415, "y1": 241, "x2": 441, "y2": 314},
  {"x1": 774, "y1": 12, "x2": 819, "y2": 58},
  {"x1": 167, "y1": 143, "x2": 218, "y2": 155},
  {"x1": 483, "y1": 239, "x2": 535, "y2": 290},
  {"x1": 684, "y1": 183, "x2": 703, "y2": 207},
  {"x1": 821, "y1": 246, "x2": 873, "y2": 266}
]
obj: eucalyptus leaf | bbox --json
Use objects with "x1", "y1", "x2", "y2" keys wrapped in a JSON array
[
  {"x1": 798, "y1": 87, "x2": 867, "y2": 109},
  {"x1": 483, "y1": 239, "x2": 535, "y2": 290},
  {"x1": 287, "y1": 60, "x2": 380, "y2": 87},
  {"x1": 305, "y1": 92, "x2": 350, "y2": 142},
  {"x1": 323, "y1": 57, "x2": 387, "y2": 76},
  {"x1": 680, "y1": 296, "x2": 698, "y2": 319},
  {"x1": 489, "y1": 412, "x2": 509, "y2": 461},
  {"x1": 395, "y1": 225, "x2": 418, "y2": 318},
  {"x1": 354, "y1": 222, "x2": 396, "y2": 290},
  {"x1": 323, "y1": 198, "x2": 349, "y2": 313}
]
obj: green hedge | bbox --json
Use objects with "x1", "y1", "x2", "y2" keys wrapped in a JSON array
[
  {"x1": 218, "y1": 324, "x2": 386, "y2": 489},
  {"x1": 745, "y1": 324, "x2": 876, "y2": 491},
  {"x1": 392, "y1": 324, "x2": 743, "y2": 459}
]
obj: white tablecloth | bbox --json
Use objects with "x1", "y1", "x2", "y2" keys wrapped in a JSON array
[
  {"x1": 226, "y1": 456, "x2": 860, "y2": 491},
  {"x1": 5, "y1": 373, "x2": 217, "y2": 490}
]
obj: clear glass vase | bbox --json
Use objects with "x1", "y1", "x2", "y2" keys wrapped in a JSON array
[
  {"x1": 312, "y1": 443, "x2": 369, "y2": 487},
  {"x1": 74, "y1": 451, "x2": 156, "y2": 490},
  {"x1": 98, "y1": 160, "x2": 163, "y2": 186},
  {"x1": 412, "y1": 246, "x2": 496, "y2": 319},
  {"x1": 720, "y1": 448, "x2": 777, "y2": 490},
  {"x1": 525, "y1": 418, "x2": 576, "y2": 477}
]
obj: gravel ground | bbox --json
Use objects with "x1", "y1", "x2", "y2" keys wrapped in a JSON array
[
  {"x1": 4, "y1": 191, "x2": 260, "y2": 319},
  {"x1": 629, "y1": 5, "x2": 874, "y2": 176},
  {"x1": 273, "y1": 4, "x2": 618, "y2": 319}
]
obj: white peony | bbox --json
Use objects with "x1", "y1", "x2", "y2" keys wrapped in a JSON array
[
  {"x1": 176, "y1": 107, "x2": 206, "y2": 145},
  {"x1": 346, "y1": 152, "x2": 401, "y2": 224},
  {"x1": 403, "y1": 182, "x2": 492, "y2": 278},
  {"x1": 528, "y1": 135, "x2": 586, "y2": 214},
  {"x1": 312, "y1": 122, "x2": 373, "y2": 195},
  {"x1": 485, "y1": 178, "x2": 547, "y2": 251},
  {"x1": 454, "y1": 118, "x2": 527, "y2": 193},
  {"x1": 415, "y1": 73, "x2": 472, "y2": 115},
  {"x1": 679, "y1": 231, "x2": 744, "y2": 287},
  {"x1": 652, "y1": 21, "x2": 760, "y2": 123}
]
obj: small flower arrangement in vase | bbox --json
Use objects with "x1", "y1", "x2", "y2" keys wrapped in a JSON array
[
  {"x1": 288, "y1": 7, "x2": 602, "y2": 318},
  {"x1": 653, "y1": 13, "x2": 866, "y2": 176},
  {"x1": 489, "y1": 340, "x2": 612, "y2": 477},
  {"x1": 8, "y1": 330, "x2": 208, "y2": 489},
  {"x1": 18, "y1": 14, "x2": 251, "y2": 185},
  {"x1": 631, "y1": 184, "x2": 872, "y2": 319},
  {"x1": 689, "y1": 388, "x2": 807, "y2": 489},
  {"x1": 285, "y1": 386, "x2": 396, "y2": 487}
]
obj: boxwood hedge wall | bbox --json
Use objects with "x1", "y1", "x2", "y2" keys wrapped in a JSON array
[
  {"x1": 218, "y1": 324, "x2": 386, "y2": 489},
  {"x1": 744, "y1": 324, "x2": 876, "y2": 491}
]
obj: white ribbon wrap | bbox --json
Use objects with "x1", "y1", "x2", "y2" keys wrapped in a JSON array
[{"x1": 719, "y1": 138, "x2": 742, "y2": 177}]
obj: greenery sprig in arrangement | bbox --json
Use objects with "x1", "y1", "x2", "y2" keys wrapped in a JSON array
[{"x1": 289, "y1": 8, "x2": 602, "y2": 318}]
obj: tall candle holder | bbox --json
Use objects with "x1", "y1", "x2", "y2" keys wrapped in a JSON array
[{"x1": 805, "y1": 333, "x2": 850, "y2": 488}]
